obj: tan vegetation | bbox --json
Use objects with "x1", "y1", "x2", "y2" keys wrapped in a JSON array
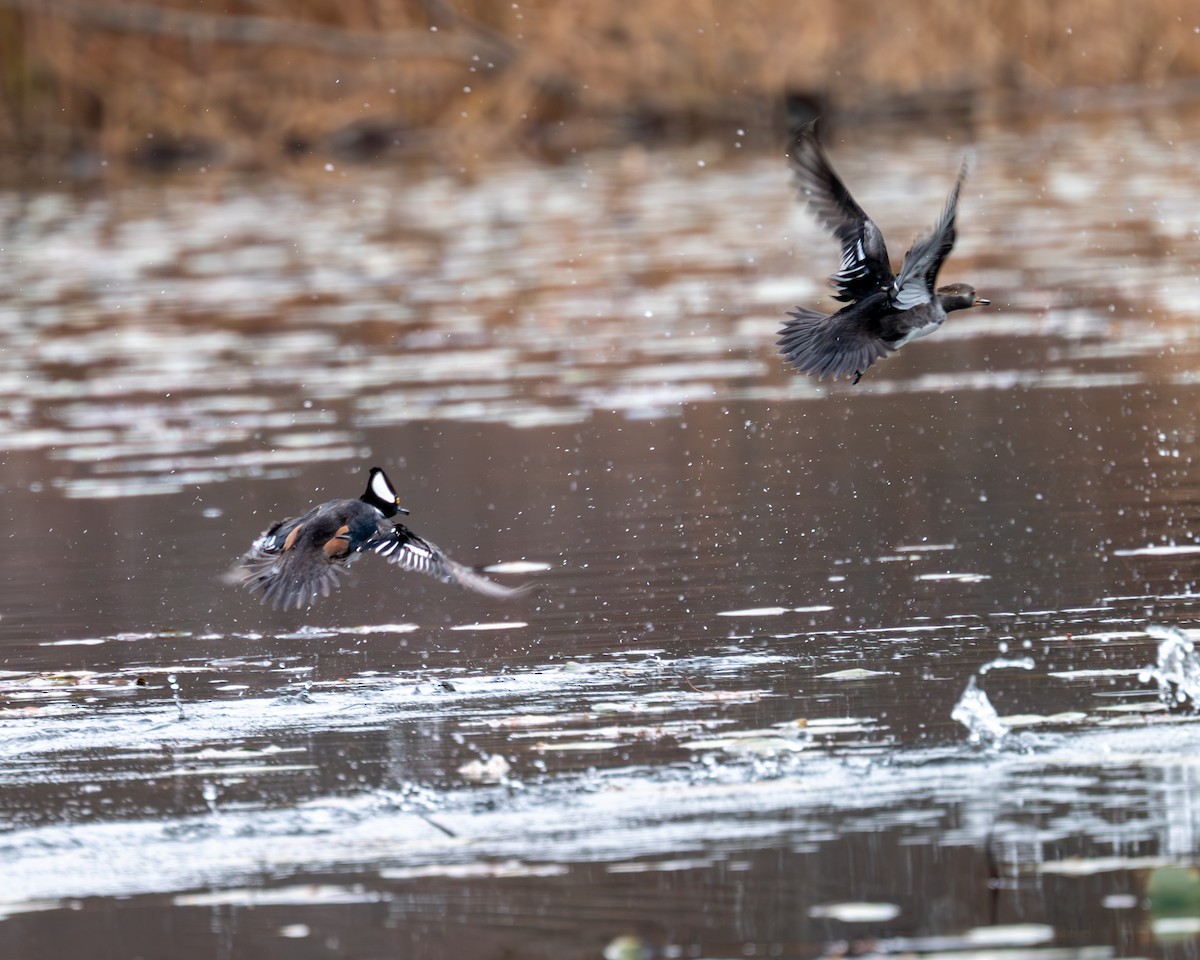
[{"x1": 3, "y1": 0, "x2": 1200, "y2": 177}]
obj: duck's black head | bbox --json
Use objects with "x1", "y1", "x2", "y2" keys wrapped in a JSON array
[
  {"x1": 936, "y1": 282, "x2": 990, "y2": 313},
  {"x1": 361, "y1": 467, "x2": 410, "y2": 519}
]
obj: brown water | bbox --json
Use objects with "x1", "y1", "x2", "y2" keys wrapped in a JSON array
[{"x1": 4, "y1": 102, "x2": 1200, "y2": 959}]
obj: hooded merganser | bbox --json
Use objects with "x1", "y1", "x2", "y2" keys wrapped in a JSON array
[
  {"x1": 778, "y1": 119, "x2": 989, "y2": 384},
  {"x1": 230, "y1": 467, "x2": 525, "y2": 610}
]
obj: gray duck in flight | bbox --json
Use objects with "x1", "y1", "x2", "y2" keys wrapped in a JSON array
[{"x1": 778, "y1": 120, "x2": 988, "y2": 384}]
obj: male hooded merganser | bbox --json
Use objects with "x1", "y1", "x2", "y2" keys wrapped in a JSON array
[
  {"x1": 778, "y1": 119, "x2": 989, "y2": 384},
  {"x1": 230, "y1": 467, "x2": 524, "y2": 610}
]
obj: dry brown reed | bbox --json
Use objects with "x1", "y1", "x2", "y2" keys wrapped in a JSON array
[{"x1": 3, "y1": 0, "x2": 1200, "y2": 178}]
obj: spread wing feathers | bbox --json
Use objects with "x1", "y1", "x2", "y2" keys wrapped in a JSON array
[
  {"x1": 234, "y1": 530, "x2": 348, "y2": 611},
  {"x1": 777, "y1": 305, "x2": 894, "y2": 382},
  {"x1": 890, "y1": 158, "x2": 967, "y2": 311},
  {"x1": 368, "y1": 526, "x2": 527, "y2": 599},
  {"x1": 228, "y1": 510, "x2": 527, "y2": 609},
  {"x1": 788, "y1": 120, "x2": 893, "y2": 302}
]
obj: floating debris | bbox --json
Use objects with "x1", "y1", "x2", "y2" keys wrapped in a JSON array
[
  {"x1": 1114, "y1": 545, "x2": 1200, "y2": 557},
  {"x1": 809, "y1": 901, "x2": 902, "y2": 922},
  {"x1": 717, "y1": 605, "x2": 834, "y2": 617},
  {"x1": 484, "y1": 560, "x2": 553, "y2": 574},
  {"x1": 964, "y1": 923, "x2": 1054, "y2": 946},
  {"x1": 818, "y1": 668, "x2": 893, "y2": 681},
  {"x1": 457, "y1": 754, "x2": 512, "y2": 782},
  {"x1": 917, "y1": 572, "x2": 992, "y2": 583}
]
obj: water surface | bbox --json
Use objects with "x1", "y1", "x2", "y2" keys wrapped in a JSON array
[{"x1": 3, "y1": 102, "x2": 1200, "y2": 959}]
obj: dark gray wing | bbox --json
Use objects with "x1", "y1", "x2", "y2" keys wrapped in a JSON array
[
  {"x1": 788, "y1": 120, "x2": 894, "y2": 303},
  {"x1": 890, "y1": 158, "x2": 967, "y2": 311},
  {"x1": 777, "y1": 300, "x2": 894, "y2": 382},
  {"x1": 367, "y1": 525, "x2": 526, "y2": 599},
  {"x1": 233, "y1": 519, "x2": 348, "y2": 611}
]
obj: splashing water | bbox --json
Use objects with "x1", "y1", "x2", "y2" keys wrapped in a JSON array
[
  {"x1": 202, "y1": 781, "x2": 220, "y2": 819},
  {"x1": 1142, "y1": 625, "x2": 1200, "y2": 710},
  {"x1": 168, "y1": 672, "x2": 186, "y2": 721},
  {"x1": 951, "y1": 676, "x2": 1009, "y2": 746}
]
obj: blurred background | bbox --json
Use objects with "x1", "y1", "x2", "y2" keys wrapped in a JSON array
[
  {"x1": 6, "y1": 5, "x2": 1200, "y2": 960},
  {"x1": 4, "y1": 0, "x2": 1200, "y2": 178}
]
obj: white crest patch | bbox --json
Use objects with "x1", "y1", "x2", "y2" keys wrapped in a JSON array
[{"x1": 370, "y1": 470, "x2": 397, "y2": 504}]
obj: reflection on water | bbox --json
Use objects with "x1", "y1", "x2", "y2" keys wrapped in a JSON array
[
  {"x1": 2, "y1": 107, "x2": 1200, "y2": 503},
  {"x1": 4, "y1": 102, "x2": 1200, "y2": 958}
]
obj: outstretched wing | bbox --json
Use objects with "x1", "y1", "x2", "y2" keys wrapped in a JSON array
[
  {"x1": 889, "y1": 157, "x2": 967, "y2": 311},
  {"x1": 232, "y1": 517, "x2": 349, "y2": 611},
  {"x1": 777, "y1": 299, "x2": 894, "y2": 382},
  {"x1": 788, "y1": 120, "x2": 894, "y2": 303},
  {"x1": 367, "y1": 524, "x2": 526, "y2": 599}
]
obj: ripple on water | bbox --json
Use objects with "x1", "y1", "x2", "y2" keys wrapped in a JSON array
[
  {"x1": 6, "y1": 109, "x2": 1200, "y2": 956},
  {"x1": 6, "y1": 112, "x2": 1200, "y2": 499}
]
